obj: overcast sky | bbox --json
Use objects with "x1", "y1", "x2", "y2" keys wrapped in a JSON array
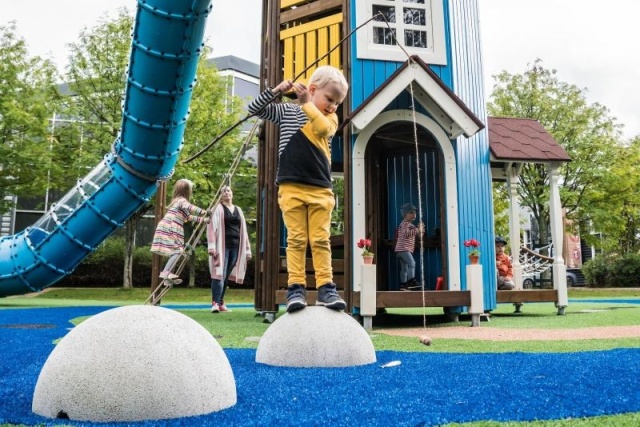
[{"x1": 3, "y1": 0, "x2": 638, "y2": 140}]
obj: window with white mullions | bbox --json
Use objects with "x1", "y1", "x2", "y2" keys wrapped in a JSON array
[{"x1": 356, "y1": 0, "x2": 446, "y2": 65}]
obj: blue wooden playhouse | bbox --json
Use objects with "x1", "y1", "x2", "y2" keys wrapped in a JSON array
[{"x1": 253, "y1": 0, "x2": 569, "y2": 323}]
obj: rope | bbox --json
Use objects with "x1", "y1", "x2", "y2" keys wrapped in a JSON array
[
  {"x1": 407, "y1": 80, "x2": 428, "y2": 330},
  {"x1": 373, "y1": 14, "x2": 429, "y2": 330},
  {"x1": 145, "y1": 119, "x2": 260, "y2": 304}
]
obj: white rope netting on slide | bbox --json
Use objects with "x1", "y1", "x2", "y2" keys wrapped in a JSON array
[{"x1": 519, "y1": 245, "x2": 554, "y2": 275}]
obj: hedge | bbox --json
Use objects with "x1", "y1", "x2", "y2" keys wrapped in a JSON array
[
  {"x1": 582, "y1": 253, "x2": 640, "y2": 288},
  {"x1": 55, "y1": 237, "x2": 255, "y2": 288}
]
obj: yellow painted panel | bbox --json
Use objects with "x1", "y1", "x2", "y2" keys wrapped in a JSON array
[
  {"x1": 280, "y1": 13, "x2": 342, "y2": 39},
  {"x1": 316, "y1": 27, "x2": 329, "y2": 67},
  {"x1": 329, "y1": 23, "x2": 340, "y2": 66},
  {"x1": 294, "y1": 34, "x2": 306, "y2": 78},
  {"x1": 283, "y1": 38, "x2": 294, "y2": 81},
  {"x1": 279, "y1": 13, "x2": 343, "y2": 81},
  {"x1": 305, "y1": 31, "x2": 317, "y2": 81}
]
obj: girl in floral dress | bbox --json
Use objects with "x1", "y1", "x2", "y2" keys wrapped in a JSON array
[{"x1": 151, "y1": 179, "x2": 209, "y2": 284}]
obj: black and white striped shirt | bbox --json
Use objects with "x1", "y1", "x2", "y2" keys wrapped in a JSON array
[{"x1": 248, "y1": 88, "x2": 336, "y2": 188}]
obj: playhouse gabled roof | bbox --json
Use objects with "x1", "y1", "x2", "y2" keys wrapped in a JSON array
[
  {"x1": 488, "y1": 116, "x2": 571, "y2": 163},
  {"x1": 340, "y1": 56, "x2": 485, "y2": 138}
]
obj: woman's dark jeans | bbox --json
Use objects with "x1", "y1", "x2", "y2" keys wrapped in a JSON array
[{"x1": 211, "y1": 248, "x2": 239, "y2": 304}]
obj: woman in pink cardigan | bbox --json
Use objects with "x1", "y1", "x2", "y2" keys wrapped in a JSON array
[{"x1": 206, "y1": 186, "x2": 251, "y2": 313}]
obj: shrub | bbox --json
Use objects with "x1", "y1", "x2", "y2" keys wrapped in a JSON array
[
  {"x1": 56, "y1": 237, "x2": 255, "y2": 288},
  {"x1": 582, "y1": 253, "x2": 640, "y2": 288}
]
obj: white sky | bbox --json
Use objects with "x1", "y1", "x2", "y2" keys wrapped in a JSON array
[{"x1": 3, "y1": 0, "x2": 639, "y2": 140}]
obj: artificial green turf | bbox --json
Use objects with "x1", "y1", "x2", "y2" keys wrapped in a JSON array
[{"x1": 5, "y1": 287, "x2": 640, "y2": 426}]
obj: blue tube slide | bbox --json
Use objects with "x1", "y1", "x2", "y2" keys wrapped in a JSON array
[{"x1": 0, "y1": 0, "x2": 212, "y2": 297}]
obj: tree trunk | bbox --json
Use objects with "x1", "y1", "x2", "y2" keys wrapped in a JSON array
[
  {"x1": 122, "y1": 217, "x2": 137, "y2": 289},
  {"x1": 123, "y1": 208, "x2": 147, "y2": 289},
  {"x1": 188, "y1": 254, "x2": 196, "y2": 288}
]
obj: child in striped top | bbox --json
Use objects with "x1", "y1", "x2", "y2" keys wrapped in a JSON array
[
  {"x1": 151, "y1": 179, "x2": 209, "y2": 285},
  {"x1": 394, "y1": 203, "x2": 425, "y2": 291}
]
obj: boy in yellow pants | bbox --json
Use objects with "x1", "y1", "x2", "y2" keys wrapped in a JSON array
[{"x1": 248, "y1": 66, "x2": 349, "y2": 312}]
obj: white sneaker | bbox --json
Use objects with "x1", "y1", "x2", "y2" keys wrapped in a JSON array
[
  {"x1": 211, "y1": 302, "x2": 220, "y2": 313},
  {"x1": 219, "y1": 303, "x2": 232, "y2": 313}
]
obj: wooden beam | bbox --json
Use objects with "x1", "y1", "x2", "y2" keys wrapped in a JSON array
[
  {"x1": 281, "y1": 0, "x2": 342, "y2": 24},
  {"x1": 352, "y1": 291, "x2": 471, "y2": 308},
  {"x1": 496, "y1": 290, "x2": 559, "y2": 304}
]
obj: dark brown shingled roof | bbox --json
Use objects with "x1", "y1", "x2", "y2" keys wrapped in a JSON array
[{"x1": 489, "y1": 116, "x2": 571, "y2": 162}]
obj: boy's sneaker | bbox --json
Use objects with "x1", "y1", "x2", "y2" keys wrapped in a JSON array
[
  {"x1": 286, "y1": 284, "x2": 307, "y2": 313},
  {"x1": 316, "y1": 283, "x2": 346, "y2": 311},
  {"x1": 211, "y1": 302, "x2": 220, "y2": 313},
  {"x1": 406, "y1": 278, "x2": 422, "y2": 291},
  {"x1": 399, "y1": 282, "x2": 408, "y2": 291},
  {"x1": 219, "y1": 302, "x2": 232, "y2": 312}
]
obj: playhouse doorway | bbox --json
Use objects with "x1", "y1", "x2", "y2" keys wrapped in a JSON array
[{"x1": 363, "y1": 122, "x2": 446, "y2": 292}]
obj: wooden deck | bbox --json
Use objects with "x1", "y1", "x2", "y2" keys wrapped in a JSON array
[
  {"x1": 275, "y1": 258, "x2": 560, "y2": 309},
  {"x1": 275, "y1": 290, "x2": 471, "y2": 308}
]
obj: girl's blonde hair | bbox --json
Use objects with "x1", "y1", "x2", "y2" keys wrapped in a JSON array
[
  {"x1": 309, "y1": 65, "x2": 349, "y2": 93},
  {"x1": 171, "y1": 179, "x2": 194, "y2": 201}
]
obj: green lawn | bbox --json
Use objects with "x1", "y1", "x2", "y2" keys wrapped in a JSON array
[{"x1": 6, "y1": 286, "x2": 638, "y2": 355}]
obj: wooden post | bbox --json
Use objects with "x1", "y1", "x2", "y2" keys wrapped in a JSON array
[{"x1": 150, "y1": 181, "x2": 167, "y2": 302}]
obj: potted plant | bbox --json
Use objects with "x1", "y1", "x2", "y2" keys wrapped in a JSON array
[
  {"x1": 357, "y1": 238, "x2": 374, "y2": 264},
  {"x1": 464, "y1": 238, "x2": 480, "y2": 264}
]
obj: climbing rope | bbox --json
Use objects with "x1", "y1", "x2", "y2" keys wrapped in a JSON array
[{"x1": 373, "y1": 13, "x2": 430, "y2": 330}]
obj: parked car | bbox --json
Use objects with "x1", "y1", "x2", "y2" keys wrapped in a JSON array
[{"x1": 522, "y1": 269, "x2": 582, "y2": 288}]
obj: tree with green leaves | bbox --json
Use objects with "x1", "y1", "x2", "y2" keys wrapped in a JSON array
[
  {"x1": 57, "y1": 10, "x2": 254, "y2": 288},
  {"x1": 488, "y1": 60, "x2": 621, "y2": 251},
  {"x1": 580, "y1": 137, "x2": 640, "y2": 254},
  {"x1": 0, "y1": 22, "x2": 59, "y2": 214}
]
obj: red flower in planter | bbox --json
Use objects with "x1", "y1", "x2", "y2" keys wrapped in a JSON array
[
  {"x1": 464, "y1": 238, "x2": 480, "y2": 256},
  {"x1": 357, "y1": 238, "x2": 373, "y2": 256}
]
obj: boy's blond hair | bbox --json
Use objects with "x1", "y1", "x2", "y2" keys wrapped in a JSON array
[{"x1": 309, "y1": 65, "x2": 349, "y2": 93}]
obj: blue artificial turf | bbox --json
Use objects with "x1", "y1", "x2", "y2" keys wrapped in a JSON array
[{"x1": 1, "y1": 306, "x2": 639, "y2": 426}]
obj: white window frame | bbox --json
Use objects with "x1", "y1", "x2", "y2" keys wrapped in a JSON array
[{"x1": 355, "y1": 0, "x2": 446, "y2": 65}]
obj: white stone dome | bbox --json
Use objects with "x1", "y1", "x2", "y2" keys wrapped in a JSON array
[
  {"x1": 32, "y1": 305, "x2": 236, "y2": 422},
  {"x1": 256, "y1": 306, "x2": 376, "y2": 367}
]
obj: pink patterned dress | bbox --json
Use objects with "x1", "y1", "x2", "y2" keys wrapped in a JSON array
[{"x1": 150, "y1": 197, "x2": 207, "y2": 257}]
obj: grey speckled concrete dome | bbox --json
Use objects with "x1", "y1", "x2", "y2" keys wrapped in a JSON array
[
  {"x1": 255, "y1": 306, "x2": 376, "y2": 367},
  {"x1": 32, "y1": 305, "x2": 236, "y2": 422}
]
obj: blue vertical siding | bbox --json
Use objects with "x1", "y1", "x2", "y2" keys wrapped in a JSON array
[{"x1": 448, "y1": 0, "x2": 495, "y2": 308}]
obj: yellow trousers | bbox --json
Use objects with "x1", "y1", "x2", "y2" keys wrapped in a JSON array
[{"x1": 278, "y1": 183, "x2": 335, "y2": 287}]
